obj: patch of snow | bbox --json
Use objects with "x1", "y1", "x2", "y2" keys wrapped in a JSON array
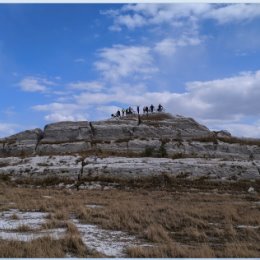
[
  {"x1": 86, "y1": 204, "x2": 104, "y2": 209},
  {"x1": 237, "y1": 225, "x2": 260, "y2": 229},
  {"x1": 72, "y1": 219, "x2": 150, "y2": 257},
  {"x1": 0, "y1": 228, "x2": 66, "y2": 241},
  {"x1": 42, "y1": 196, "x2": 52, "y2": 199},
  {"x1": 0, "y1": 209, "x2": 48, "y2": 230}
]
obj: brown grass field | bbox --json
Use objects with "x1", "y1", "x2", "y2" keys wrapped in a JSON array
[{"x1": 0, "y1": 177, "x2": 259, "y2": 257}]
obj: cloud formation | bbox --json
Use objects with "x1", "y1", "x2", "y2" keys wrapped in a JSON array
[
  {"x1": 94, "y1": 44, "x2": 158, "y2": 82},
  {"x1": 19, "y1": 76, "x2": 56, "y2": 93},
  {"x1": 105, "y1": 4, "x2": 260, "y2": 30},
  {"x1": 154, "y1": 36, "x2": 201, "y2": 56},
  {"x1": 33, "y1": 102, "x2": 88, "y2": 122}
]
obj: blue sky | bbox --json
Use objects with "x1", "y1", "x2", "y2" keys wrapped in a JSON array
[{"x1": 1, "y1": 3, "x2": 260, "y2": 137}]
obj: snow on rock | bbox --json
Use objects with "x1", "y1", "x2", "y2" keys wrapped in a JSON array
[{"x1": 248, "y1": 187, "x2": 256, "y2": 193}]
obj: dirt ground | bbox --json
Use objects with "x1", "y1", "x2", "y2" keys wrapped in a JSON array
[{"x1": 0, "y1": 178, "x2": 259, "y2": 257}]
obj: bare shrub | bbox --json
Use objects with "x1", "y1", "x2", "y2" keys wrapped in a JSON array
[
  {"x1": 62, "y1": 234, "x2": 86, "y2": 257},
  {"x1": 65, "y1": 221, "x2": 80, "y2": 235},
  {"x1": 15, "y1": 224, "x2": 33, "y2": 232},
  {"x1": 10, "y1": 213, "x2": 19, "y2": 220},
  {"x1": 145, "y1": 224, "x2": 171, "y2": 242}
]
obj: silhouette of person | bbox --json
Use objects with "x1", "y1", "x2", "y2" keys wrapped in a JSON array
[{"x1": 150, "y1": 104, "x2": 154, "y2": 113}]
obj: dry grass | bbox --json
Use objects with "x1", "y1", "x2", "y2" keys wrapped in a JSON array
[
  {"x1": 0, "y1": 237, "x2": 65, "y2": 258},
  {"x1": 0, "y1": 235, "x2": 100, "y2": 258},
  {"x1": 15, "y1": 224, "x2": 33, "y2": 232},
  {"x1": 144, "y1": 224, "x2": 171, "y2": 242},
  {"x1": 127, "y1": 242, "x2": 216, "y2": 258},
  {"x1": 0, "y1": 181, "x2": 259, "y2": 257},
  {"x1": 10, "y1": 213, "x2": 19, "y2": 220}
]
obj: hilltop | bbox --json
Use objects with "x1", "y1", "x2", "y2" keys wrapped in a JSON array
[{"x1": 0, "y1": 112, "x2": 260, "y2": 184}]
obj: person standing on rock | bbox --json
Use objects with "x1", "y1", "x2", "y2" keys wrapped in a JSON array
[
  {"x1": 150, "y1": 104, "x2": 154, "y2": 113},
  {"x1": 122, "y1": 108, "x2": 125, "y2": 116},
  {"x1": 145, "y1": 106, "x2": 149, "y2": 116},
  {"x1": 158, "y1": 104, "x2": 163, "y2": 112},
  {"x1": 137, "y1": 106, "x2": 140, "y2": 115}
]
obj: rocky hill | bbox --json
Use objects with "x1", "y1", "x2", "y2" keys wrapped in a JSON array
[{"x1": 1, "y1": 113, "x2": 260, "y2": 183}]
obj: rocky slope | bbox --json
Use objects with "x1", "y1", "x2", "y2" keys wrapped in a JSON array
[{"x1": 1, "y1": 113, "x2": 260, "y2": 182}]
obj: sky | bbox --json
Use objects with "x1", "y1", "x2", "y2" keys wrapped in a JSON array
[{"x1": 1, "y1": 3, "x2": 260, "y2": 138}]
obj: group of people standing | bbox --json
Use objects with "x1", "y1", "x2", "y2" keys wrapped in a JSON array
[{"x1": 111, "y1": 104, "x2": 164, "y2": 118}]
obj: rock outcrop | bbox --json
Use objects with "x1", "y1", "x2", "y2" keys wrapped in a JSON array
[{"x1": 1, "y1": 113, "x2": 260, "y2": 182}]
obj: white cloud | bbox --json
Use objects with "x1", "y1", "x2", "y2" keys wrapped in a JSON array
[
  {"x1": 104, "y1": 4, "x2": 260, "y2": 31},
  {"x1": 96, "y1": 105, "x2": 122, "y2": 115},
  {"x1": 201, "y1": 121, "x2": 260, "y2": 138},
  {"x1": 185, "y1": 71, "x2": 260, "y2": 119},
  {"x1": 68, "y1": 81, "x2": 104, "y2": 92},
  {"x1": 154, "y1": 36, "x2": 201, "y2": 56},
  {"x1": 114, "y1": 13, "x2": 146, "y2": 30},
  {"x1": 32, "y1": 102, "x2": 88, "y2": 123},
  {"x1": 0, "y1": 123, "x2": 18, "y2": 138},
  {"x1": 154, "y1": 38, "x2": 177, "y2": 56},
  {"x1": 204, "y1": 4, "x2": 260, "y2": 24},
  {"x1": 33, "y1": 102, "x2": 79, "y2": 112},
  {"x1": 44, "y1": 113, "x2": 86, "y2": 122},
  {"x1": 108, "y1": 4, "x2": 210, "y2": 30},
  {"x1": 18, "y1": 76, "x2": 56, "y2": 93},
  {"x1": 94, "y1": 44, "x2": 158, "y2": 82}
]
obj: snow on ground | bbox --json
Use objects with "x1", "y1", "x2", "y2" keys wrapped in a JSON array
[
  {"x1": 0, "y1": 209, "x2": 151, "y2": 257},
  {"x1": 0, "y1": 228, "x2": 66, "y2": 241},
  {"x1": 0, "y1": 209, "x2": 48, "y2": 230},
  {"x1": 0, "y1": 209, "x2": 66, "y2": 241},
  {"x1": 237, "y1": 225, "x2": 260, "y2": 229},
  {"x1": 86, "y1": 204, "x2": 104, "y2": 209},
  {"x1": 73, "y1": 219, "x2": 151, "y2": 257}
]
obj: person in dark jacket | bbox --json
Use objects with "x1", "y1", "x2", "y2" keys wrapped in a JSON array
[
  {"x1": 158, "y1": 104, "x2": 163, "y2": 112},
  {"x1": 150, "y1": 104, "x2": 154, "y2": 113}
]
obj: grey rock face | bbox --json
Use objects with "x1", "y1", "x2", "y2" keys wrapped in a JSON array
[
  {"x1": 0, "y1": 113, "x2": 215, "y2": 157},
  {"x1": 1, "y1": 113, "x2": 260, "y2": 160},
  {"x1": 0, "y1": 129, "x2": 43, "y2": 157},
  {"x1": 1, "y1": 113, "x2": 260, "y2": 183},
  {"x1": 42, "y1": 121, "x2": 93, "y2": 143},
  {"x1": 0, "y1": 156, "x2": 259, "y2": 181}
]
